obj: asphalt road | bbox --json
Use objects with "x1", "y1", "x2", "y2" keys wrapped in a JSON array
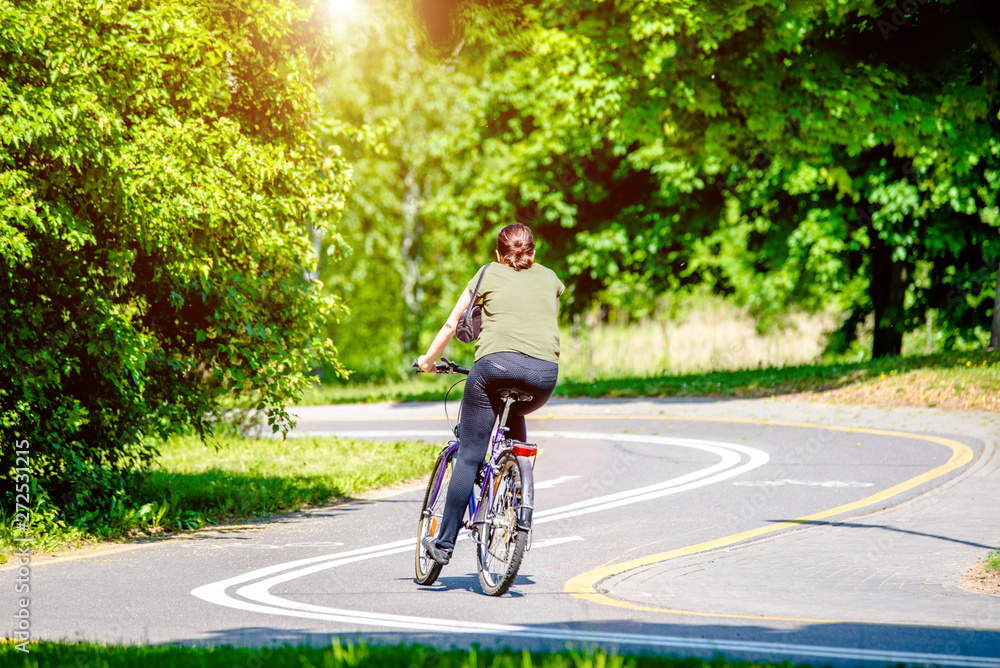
[{"x1": 3, "y1": 397, "x2": 1000, "y2": 667}]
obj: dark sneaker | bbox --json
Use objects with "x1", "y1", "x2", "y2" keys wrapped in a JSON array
[{"x1": 421, "y1": 535, "x2": 452, "y2": 566}]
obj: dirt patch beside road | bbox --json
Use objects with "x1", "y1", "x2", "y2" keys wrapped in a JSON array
[{"x1": 961, "y1": 561, "x2": 1000, "y2": 597}]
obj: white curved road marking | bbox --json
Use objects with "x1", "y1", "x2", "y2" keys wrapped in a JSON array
[
  {"x1": 534, "y1": 475, "x2": 580, "y2": 489},
  {"x1": 733, "y1": 479, "x2": 874, "y2": 488},
  {"x1": 532, "y1": 431, "x2": 767, "y2": 523},
  {"x1": 528, "y1": 536, "x2": 584, "y2": 549},
  {"x1": 193, "y1": 433, "x2": 765, "y2": 625},
  {"x1": 190, "y1": 430, "x2": 1000, "y2": 666},
  {"x1": 315, "y1": 430, "x2": 769, "y2": 523}
]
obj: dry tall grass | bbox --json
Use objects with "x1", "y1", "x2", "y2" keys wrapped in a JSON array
[{"x1": 560, "y1": 301, "x2": 839, "y2": 381}]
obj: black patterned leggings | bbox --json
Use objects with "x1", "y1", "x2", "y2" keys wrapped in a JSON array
[{"x1": 435, "y1": 352, "x2": 559, "y2": 550}]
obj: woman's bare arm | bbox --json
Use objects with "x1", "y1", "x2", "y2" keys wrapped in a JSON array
[{"x1": 417, "y1": 287, "x2": 473, "y2": 373}]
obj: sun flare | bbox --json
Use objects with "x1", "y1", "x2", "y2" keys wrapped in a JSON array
[{"x1": 328, "y1": 0, "x2": 356, "y2": 15}]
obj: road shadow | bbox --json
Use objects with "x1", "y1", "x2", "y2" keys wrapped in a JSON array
[
  {"x1": 405, "y1": 572, "x2": 535, "y2": 596},
  {"x1": 769, "y1": 518, "x2": 996, "y2": 551},
  {"x1": 163, "y1": 616, "x2": 1000, "y2": 667}
]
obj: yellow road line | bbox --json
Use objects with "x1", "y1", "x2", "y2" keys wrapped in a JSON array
[
  {"x1": 0, "y1": 541, "x2": 155, "y2": 570},
  {"x1": 562, "y1": 419, "x2": 975, "y2": 622}
]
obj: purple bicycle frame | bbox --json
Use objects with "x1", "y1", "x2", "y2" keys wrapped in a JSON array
[{"x1": 426, "y1": 426, "x2": 507, "y2": 530}]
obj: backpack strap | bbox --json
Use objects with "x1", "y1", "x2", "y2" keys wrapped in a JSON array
[{"x1": 469, "y1": 263, "x2": 489, "y2": 304}]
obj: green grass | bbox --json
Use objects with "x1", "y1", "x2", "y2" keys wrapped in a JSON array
[
  {"x1": 144, "y1": 433, "x2": 439, "y2": 518},
  {"x1": 0, "y1": 434, "x2": 440, "y2": 559},
  {"x1": 556, "y1": 349, "x2": 1000, "y2": 399},
  {"x1": 297, "y1": 349, "x2": 1000, "y2": 406},
  {"x1": 1, "y1": 640, "x2": 797, "y2": 668},
  {"x1": 301, "y1": 373, "x2": 465, "y2": 405},
  {"x1": 986, "y1": 548, "x2": 1000, "y2": 575}
]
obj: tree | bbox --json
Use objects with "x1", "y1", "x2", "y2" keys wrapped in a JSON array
[
  {"x1": 677, "y1": 0, "x2": 1000, "y2": 355},
  {"x1": 410, "y1": 0, "x2": 1000, "y2": 357},
  {"x1": 316, "y1": 6, "x2": 501, "y2": 378},
  {"x1": 1, "y1": 0, "x2": 349, "y2": 521}
]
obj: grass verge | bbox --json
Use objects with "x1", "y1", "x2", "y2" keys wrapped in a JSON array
[
  {"x1": 1, "y1": 640, "x2": 793, "y2": 668},
  {"x1": 301, "y1": 373, "x2": 463, "y2": 405},
  {"x1": 0, "y1": 434, "x2": 440, "y2": 560},
  {"x1": 987, "y1": 548, "x2": 1000, "y2": 575},
  {"x1": 299, "y1": 349, "x2": 1000, "y2": 411},
  {"x1": 557, "y1": 349, "x2": 1000, "y2": 409},
  {"x1": 8, "y1": 349, "x2": 994, "y2": 561}
]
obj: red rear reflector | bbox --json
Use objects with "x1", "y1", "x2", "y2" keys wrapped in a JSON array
[{"x1": 512, "y1": 443, "x2": 537, "y2": 457}]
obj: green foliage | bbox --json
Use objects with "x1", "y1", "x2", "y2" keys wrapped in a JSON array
[
  {"x1": 312, "y1": 7, "x2": 481, "y2": 381},
  {"x1": 0, "y1": 640, "x2": 796, "y2": 668},
  {"x1": 396, "y1": 0, "x2": 1000, "y2": 356},
  {"x1": 1, "y1": 0, "x2": 350, "y2": 524}
]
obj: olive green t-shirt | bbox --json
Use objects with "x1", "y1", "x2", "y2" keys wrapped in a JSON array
[{"x1": 467, "y1": 262, "x2": 564, "y2": 363}]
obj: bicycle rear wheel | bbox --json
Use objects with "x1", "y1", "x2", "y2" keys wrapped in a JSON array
[
  {"x1": 474, "y1": 453, "x2": 528, "y2": 596},
  {"x1": 415, "y1": 452, "x2": 453, "y2": 585}
]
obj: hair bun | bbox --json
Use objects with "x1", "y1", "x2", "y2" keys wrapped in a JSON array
[{"x1": 497, "y1": 224, "x2": 535, "y2": 270}]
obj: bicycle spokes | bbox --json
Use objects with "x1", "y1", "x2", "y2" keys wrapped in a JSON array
[
  {"x1": 415, "y1": 453, "x2": 453, "y2": 586},
  {"x1": 414, "y1": 381, "x2": 536, "y2": 596},
  {"x1": 475, "y1": 454, "x2": 528, "y2": 596}
]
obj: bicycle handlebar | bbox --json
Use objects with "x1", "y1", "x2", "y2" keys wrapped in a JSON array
[{"x1": 412, "y1": 356, "x2": 470, "y2": 375}]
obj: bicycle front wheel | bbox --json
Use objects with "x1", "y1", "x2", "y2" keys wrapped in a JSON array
[
  {"x1": 475, "y1": 453, "x2": 528, "y2": 596},
  {"x1": 415, "y1": 452, "x2": 453, "y2": 585}
]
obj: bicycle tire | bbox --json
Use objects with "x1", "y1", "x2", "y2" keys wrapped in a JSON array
[
  {"x1": 415, "y1": 452, "x2": 453, "y2": 585},
  {"x1": 474, "y1": 452, "x2": 528, "y2": 596}
]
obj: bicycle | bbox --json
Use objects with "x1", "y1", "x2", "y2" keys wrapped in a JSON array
[{"x1": 412, "y1": 357, "x2": 537, "y2": 596}]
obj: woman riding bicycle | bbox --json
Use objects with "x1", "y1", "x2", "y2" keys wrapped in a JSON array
[{"x1": 416, "y1": 223, "x2": 564, "y2": 566}]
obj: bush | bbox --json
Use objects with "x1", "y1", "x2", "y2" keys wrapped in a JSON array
[{"x1": 0, "y1": 0, "x2": 349, "y2": 524}]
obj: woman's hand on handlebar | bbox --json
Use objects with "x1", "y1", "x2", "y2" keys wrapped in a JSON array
[
  {"x1": 415, "y1": 355, "x2": 438, "y2": 374},
  {"x1": 413, "y1": 356, "x2": 470, "y2": 375}
]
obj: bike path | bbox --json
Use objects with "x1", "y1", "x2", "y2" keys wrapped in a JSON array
[
  {"x1": 2, "y1": 397, "x2": 997, "y2": 667},
  {"x1": 280, "y1": 397, "x2": 1000, "y2": 664}
]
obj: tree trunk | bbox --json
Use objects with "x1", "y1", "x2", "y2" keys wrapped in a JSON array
[
  {"x1": 869, "y1": 235, "x2": 909, "y2": 358},
  {"x1": 401, "y1": 166, "x2": 423, "y2": 359},
  {"x1": 991, "y1": 261, "x2": 1000, "y2": 351},
  {"x1": 305, "y1": 223, "x2": 321, "y2": 283}
]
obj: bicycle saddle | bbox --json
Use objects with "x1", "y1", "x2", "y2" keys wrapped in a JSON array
[{"x1": 498, "y1": 387, "x2": 533, "y2": 402}]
